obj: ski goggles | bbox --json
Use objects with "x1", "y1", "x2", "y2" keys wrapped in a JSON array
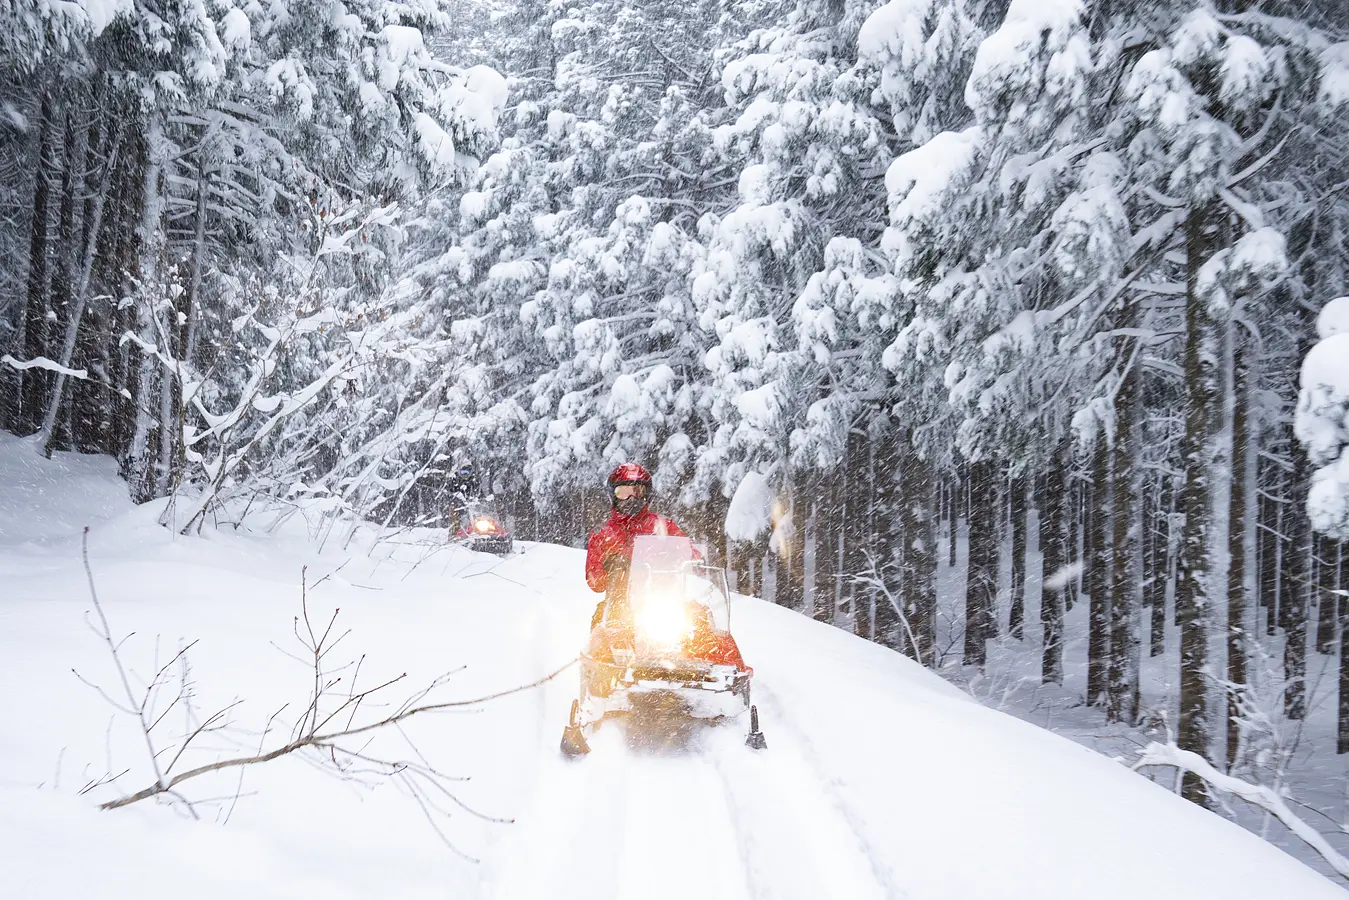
[{"x1": 612, "y1": 483, "x2": 649, "y2": 501}]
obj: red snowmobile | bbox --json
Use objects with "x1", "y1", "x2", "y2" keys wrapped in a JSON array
[
  {"x1": 561, "y1": 534, "x2": 766, "y2": 755},
  {"x1": 450, "y1": 501, "x2": 514, "y2": 555}
]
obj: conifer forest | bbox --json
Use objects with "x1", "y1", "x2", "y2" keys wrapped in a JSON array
[{"x1": 5, "y1": 0, "x2": 1349, "y2": 877}]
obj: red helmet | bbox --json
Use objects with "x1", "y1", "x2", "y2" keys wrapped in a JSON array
[
  {"x1": 607, "y1": 463, "x2": 652, "y2": 487},
  {"x1": 607, "y1": 463, "x2": 652, "y2": 513}
]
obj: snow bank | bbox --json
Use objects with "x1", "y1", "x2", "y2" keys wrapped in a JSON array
[
  {"x1": 0, "y1": 432, "x2": 129, "y2": 545},
  {"x1": 728, "y1": 600, "x2": 1349, "y2": 900},
  {"x1": 0, "y1": 442, "x2": 596, "y2": 898}
]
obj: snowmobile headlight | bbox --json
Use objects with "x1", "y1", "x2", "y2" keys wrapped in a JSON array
[
  {"x1": 634, "y1": 599, "x2": 692, "y2": 647},
  {"x1": 473, "y1": 518, "x2": 495, "y2": 533}
]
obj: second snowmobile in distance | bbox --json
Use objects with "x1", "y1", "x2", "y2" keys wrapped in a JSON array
[
  {"x1": 451, "y1": 502, "x2": 514, "y2": 555},
  {"x1": 561, "y1": 534, "x2": 766, "y2": 755}
]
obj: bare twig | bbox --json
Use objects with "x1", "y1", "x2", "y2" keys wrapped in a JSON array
[
  {"x1": 1135, "y1": 742, "x2": 1349, "y2": 881},
  {"x1": 81, "y1": 527, "x2": 167, "y2": 791},
  {"x1": 98, "y1": 654, "x2": 576, "y2": 811},
  {"x1": 78, "y1": 536, "x2": 574, "y2": 858}
]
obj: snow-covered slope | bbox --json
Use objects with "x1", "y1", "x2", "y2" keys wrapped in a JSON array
[{"x1": 0, "y1": 432, "x2": 1342, "y2": 899}]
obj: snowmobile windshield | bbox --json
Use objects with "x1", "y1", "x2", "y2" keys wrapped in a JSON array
[
  {"x1": 458, "y1": 500, "x2": 506, "y2": 532},
  {"x1": 625, "y1": 535, "x2": 731, "y2": 637}
]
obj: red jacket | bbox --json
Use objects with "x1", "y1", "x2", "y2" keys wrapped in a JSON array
[{"x1": 585, "y1": 507, "x2": 691, "y2": 593}]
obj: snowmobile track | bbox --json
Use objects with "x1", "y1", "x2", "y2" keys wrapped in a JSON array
[
  {"x1": 614, "y1": 736, "x2": 755, "y2": 900},
  {"x1": 740, "y1": 684, "x2": 911, "y2": 899}
]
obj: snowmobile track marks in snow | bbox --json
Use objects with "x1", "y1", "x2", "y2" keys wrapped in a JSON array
[
  {"x1": 737, "y1": 686, "x2": 911, "y2": 900},
  {"x1": 479, "y1": 726, "x2": 629, "y2": 900},
  {"x1": 614, "y1": 744, "x2": 754, "y2": 900}
]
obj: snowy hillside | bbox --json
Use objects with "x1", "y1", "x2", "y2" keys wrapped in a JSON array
[{"x1": 0, "y1": 436, "x2": 1342, "y2": 899}]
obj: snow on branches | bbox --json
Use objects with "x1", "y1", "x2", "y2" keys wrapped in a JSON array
[{"x1": 1296, "y1": 298, "x2": 1349, "y2": 540}]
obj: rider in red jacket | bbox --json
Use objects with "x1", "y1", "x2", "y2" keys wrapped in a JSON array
[{"x1": 586, "y1": 463, "x2": 692, "y2": 627}]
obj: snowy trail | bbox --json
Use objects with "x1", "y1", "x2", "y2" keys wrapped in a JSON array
[
  {"x1": 612, "y1": 732, "x2": 752, "y2": 900},
  {"x1": 706, "y1": 700, "x2": 902, "y2": 900},
  {"x1": 481, "y1": 702, "x2": 900, "y2": 900},
  {"x1": 480, "y1": 720, "x2": 749, "y2": 900}
]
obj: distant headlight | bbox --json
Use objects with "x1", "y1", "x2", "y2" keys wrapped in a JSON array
[{"x1": 474, "y1": 518, "x2": 496, "y2": 533}]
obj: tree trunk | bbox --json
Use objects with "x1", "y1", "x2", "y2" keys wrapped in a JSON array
[
  {"x1": 1317, "y1": 534, "x2": 1339, "y2": 655},
  {"x1": 184, "y1": 141, "x2": 208, "y2": 366},
  {"x1": 899, "y1": 439, "x2": 936, "y2": 665},
  {"x1": 1280, "y1": 457, "x2": 1308, "y2": 642},
  {"x1": 125, "y1": 114, "x2": 167, "y2": 503},
  {"x1": 45, "y1": 96, "x2": 83, "y2": 451},
  {"x1": 110, "y1": 129, "x2": 146, "y2": 464},
  {"x1": 844, "y1": 426, "x2": 871, "y2": 637},
  {"x1": 72, "y1": 104, "x2": 110, "y2": 453},
  {"x1": 735, "y1": 541, "x2": 762, "y2": 597},
  {"x1": 1339, "y1": 543, "x2": 1349, "y2": 754},
  {"x1": 1257, "y1": 457, "x2": 1284, "y2": 637},
  {"x1": 812, "y1": 472, "x2": 838, "y2": 623},
  {"x1": 964, "y1": 460, "x2": 997, "y2": 668},
  {"x1": 95, "y1": 158, "x2": 136, "y2": 456},
  {"x1": 1040, "y1": 449, "x2": 1068, "y2": 684},
  {"x1": 1146, "y1": 468, "x2": 1169, "y2": 656},
  {"x1": 1177, "y1": 205, "x2": 1220, "y2": 804},
  {"x1": 1065, "y1": 471, "x2": 1081, "y2": 612},
  {"x1": 1087, "y1": 437, "x2": 1112, "y2": 707},
  {"x1": 873, "y1": 442, "x2": 901, "y2": 650},
  {"x1": 38, "y1": 131, "x2": 121, "y2": 456},
  {"x1": 1226, "y1": 330, "x2": 1252, "y2": 770},
  {"x1": 1008, "y1": 473, "x2": 1027, "y2": 641},
  {"x1": 1285, "y1": 393, "x2": 1313, "y2": 718},
  {"x1": 1107, "y1": 349, "x2": 1142, "y2": 725},
  {"x1": 18, "y1": 91, "x2": 55, "y2": 435},
  {"x1": 948, "y1": 472, "x2": 960, "y2": 568}
]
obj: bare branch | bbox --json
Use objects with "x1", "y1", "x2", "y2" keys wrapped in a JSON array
[{"x1": 81, "y1": 528, "x2": 168, "y2": 790}]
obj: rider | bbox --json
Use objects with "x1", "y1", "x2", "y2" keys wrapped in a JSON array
[
  {"x1": 448, "y1": 464, "x2": 477, "y2": 531},
  {"x1": 585, "y1": 463, "x2": 694, "y2": 628}
]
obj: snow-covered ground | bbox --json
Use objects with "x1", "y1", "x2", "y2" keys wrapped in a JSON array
[
  {"x1": 928, "y1": 507, "x2": 1349, "y2": 885},
  {"x1": 1, "y1": 432, "x2": 1344, "y2": 898}
]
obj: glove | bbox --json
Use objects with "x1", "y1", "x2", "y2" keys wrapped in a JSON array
[{"x1": 602, "y1": 554, "x2": 630, "y2": 574}]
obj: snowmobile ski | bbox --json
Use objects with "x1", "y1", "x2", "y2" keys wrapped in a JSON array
[
  {"x1": 745, "y1": 704, "x2": 767, "y2": 750},
  {"x1": 560, "y1": 699, "x2": 591, "y2": 756}
]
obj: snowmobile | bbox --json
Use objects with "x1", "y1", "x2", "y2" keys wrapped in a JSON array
[
  {"x1": 449, "y1": 500, "x2": 514, "y2": 555},
  {"x1": 561, "y1": 534, "x2": 766, "y2": 755}
]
